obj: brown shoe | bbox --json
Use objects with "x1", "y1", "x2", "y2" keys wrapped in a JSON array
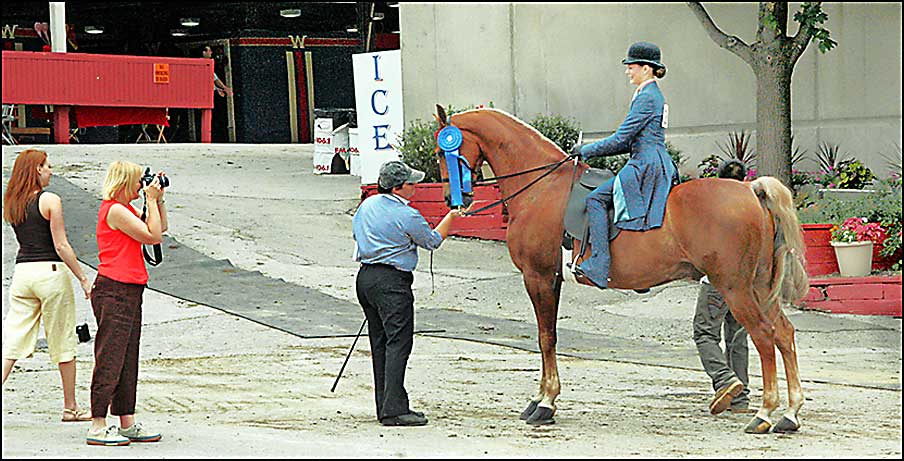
[{"x1": 710, "y1": 379, "x2": 744, "y2": 415}]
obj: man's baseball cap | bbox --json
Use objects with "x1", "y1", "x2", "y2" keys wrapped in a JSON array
[{"x1": 378, "y1": 161, "x2": 426, "y2": 189}]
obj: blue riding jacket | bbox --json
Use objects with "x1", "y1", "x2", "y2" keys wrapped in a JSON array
[{"x1": 580, "y1": 80, "x2": 677, "y2": 231}]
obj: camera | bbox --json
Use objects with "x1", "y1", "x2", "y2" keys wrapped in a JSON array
[
  {"x1": 141, "y1": 167, "x2": 170, "y2": 189},
  {"x1": 76, "y1": 323, "x2": 91, "y2": 343}
]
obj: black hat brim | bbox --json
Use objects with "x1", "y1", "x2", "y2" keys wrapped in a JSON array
[{"x1": 622, "y1": 58, "x2": 665, "y2": 69}]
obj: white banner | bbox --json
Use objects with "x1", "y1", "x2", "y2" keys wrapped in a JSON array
[{"x1": 353, "y1": 50, "x2": 404, "y2": 185}]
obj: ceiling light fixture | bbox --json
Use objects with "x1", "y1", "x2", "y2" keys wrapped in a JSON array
[
  {"x1": 170, "y1": 29, "x2": 188, "y2": 37},
  {"x1": 180, "y1": 18, "x2": 200, "y2": 27},
  {"x1": 84, "y1": 25, "x2": 104, "y2": 34},
  {"x1": 371, "y1": 12, "x2": 385, "y2": 21},
  {"x1": 347, "y1": 26, "x2": 359, "y2": 33},
  {"x1": 389, "y1": 2, "x2": 400, "y2": 7},
  {"x1": 280, "y1": 9, "x2": 301, "y2": 18}
]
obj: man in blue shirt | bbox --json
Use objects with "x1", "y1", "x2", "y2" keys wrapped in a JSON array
[{"x1": 353, "y1": 161, "x2": 462, "y2": 426}]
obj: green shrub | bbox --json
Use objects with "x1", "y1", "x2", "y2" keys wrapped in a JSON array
[
  {"x1": 698, "y1": 154, "x2": 721, "y2": 178},
  {"x1": 527, "y1": 113, "x2": 581, "y2": 152},
  {"x1": 585, "y1": 153, "x2": 628, "y2": 172},
  {"x1": 397, "y1": 118, "x2": 443, "y2": 182},
  {"x1": 797, "y1": 179, "x2": 902, "y2": 224},
  {"x1": 667, "y1": 142, "x2": 693, "y2": 183},
  {"x1": 834, "y1": 159, "x2": 875, "y2": 190}
]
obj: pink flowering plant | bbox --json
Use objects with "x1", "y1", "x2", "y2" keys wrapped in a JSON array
[{"x1": 830, "y1": 217, "x2": 887, "y2": 244}]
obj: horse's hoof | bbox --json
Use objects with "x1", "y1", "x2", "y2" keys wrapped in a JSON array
[
  {"x1": 519, "y1": 401, "x2": 539, "y2": 421},
  {"x1": 744, "y1": 417, "x2": 773, "y2": 434},
  {"x1": 525, "y1": 406, "x2": 556, "y2": 426},
  {"x1": 772, "y1": 416, "x2": 800, "y2": 433}
]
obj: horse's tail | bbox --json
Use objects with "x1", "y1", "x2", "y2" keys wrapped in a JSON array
[{"x1": 750, "y1": 176, "x2": 809, "y2": 308}]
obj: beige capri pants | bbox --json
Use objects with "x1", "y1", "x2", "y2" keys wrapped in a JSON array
[{"x1": 3, "y1": 261, "x2": 78, "y2": 363}]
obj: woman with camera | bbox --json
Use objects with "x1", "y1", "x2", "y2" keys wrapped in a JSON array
[
  {"x1": 86, "y1": 161, "x2": 167, "y2": 446},
  {"x1": 2, "y1": 149, "x2": 93, "y2": 422}
]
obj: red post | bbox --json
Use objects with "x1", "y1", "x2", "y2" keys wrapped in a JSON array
[
  {"x1": 201, "y1": 109, "x2": 212, "y2": 143},
  {"x1": 52, "y1": 105, "x2": 70, "y2": 144}
]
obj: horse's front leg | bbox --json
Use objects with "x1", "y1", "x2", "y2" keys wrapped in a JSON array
[{"x1": 518, "y1": 268, "x2": 563, "y2": 425}]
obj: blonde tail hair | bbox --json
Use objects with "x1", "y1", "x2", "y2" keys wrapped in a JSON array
[{"x1": 751, "y1": 176, "x2": 810, "y2": 307}]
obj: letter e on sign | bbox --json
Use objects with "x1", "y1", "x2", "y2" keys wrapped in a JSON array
[{"x1": 154, "y1": 63, "x2": 170, "y2": 84}]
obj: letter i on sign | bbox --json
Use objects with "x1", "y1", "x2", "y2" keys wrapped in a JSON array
[{"x1": 372, "y1": 55, "x2": 382, "y2": 82}]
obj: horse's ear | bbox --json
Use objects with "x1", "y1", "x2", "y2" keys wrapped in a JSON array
[{"x1": 435, "y1": 104, "x2": 448, "y2": 127}]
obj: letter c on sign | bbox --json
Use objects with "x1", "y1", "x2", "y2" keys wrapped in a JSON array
[{"x1": 371, "y1": 89, "x2": 388, "y2": 116}]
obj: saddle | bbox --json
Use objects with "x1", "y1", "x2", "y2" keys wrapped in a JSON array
[{"x1": 562, "y1": 167, "x2": 620, "y2": 251}]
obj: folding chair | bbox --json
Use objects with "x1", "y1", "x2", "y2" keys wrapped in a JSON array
[{"x1": 2, "y1": 104, "x2": 17, "y2": 145}]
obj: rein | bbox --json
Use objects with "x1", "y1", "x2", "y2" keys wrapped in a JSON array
[{"x1": 460, "y1": 154, "x2": 578, "y2": 217}]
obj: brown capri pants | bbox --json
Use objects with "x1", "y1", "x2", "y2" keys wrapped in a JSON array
[{"x1": 90, "y1": 274, "x2": 145, "y2": 418}]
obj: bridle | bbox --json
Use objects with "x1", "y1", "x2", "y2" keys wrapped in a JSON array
[{"x1": 435, "y1": 124, "x2": 580, "y2": 217}]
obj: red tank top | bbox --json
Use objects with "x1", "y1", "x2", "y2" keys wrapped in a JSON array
[{"x1": 96, "y1": 200, "x2": 148, "y2": 285}]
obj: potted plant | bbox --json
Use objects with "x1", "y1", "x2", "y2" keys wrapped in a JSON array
[{"x1": 830, "y1": 217, "x2": 887, "y2": 277}]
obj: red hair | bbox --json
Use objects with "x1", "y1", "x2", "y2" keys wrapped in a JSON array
[{"x1": 3, "y1": 149, "x2": 47, "y2": 225}]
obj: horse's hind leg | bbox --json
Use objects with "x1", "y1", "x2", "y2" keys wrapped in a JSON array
[
  {"x1": 518, "y1": 268, "x2": 563, "y2": 425},
  {"x1": 772, "y1": 311, "x2": 804, "y2": 433},
  {"x1": 722, "y1": 288, "x2": 781, "y2": 434}
]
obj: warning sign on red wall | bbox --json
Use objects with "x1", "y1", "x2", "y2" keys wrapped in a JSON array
[{"x1": 154, "y1": 63, "x2": 170, "y2": 84}]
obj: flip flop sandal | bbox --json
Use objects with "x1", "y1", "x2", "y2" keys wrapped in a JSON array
[{"x1": 62, "y1": 407, "x2": 92, "y2": 422}]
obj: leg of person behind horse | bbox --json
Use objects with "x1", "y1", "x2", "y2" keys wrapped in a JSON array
[
  {"x1": 720, "y1": 286, "x2": 781, "y2": 434},
  {"x1": 518, "y1": 267, "x2": 563, "y2": 425},
  {"x1": 772, "y1": 310, "x2": 804, "y2": 433},
  {"x1": 724, "y1": 311, "x2": 751, "y2": 410}
]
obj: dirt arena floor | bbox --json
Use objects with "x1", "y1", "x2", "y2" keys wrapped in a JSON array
[{"x1": 2, "y1": 144, "x2": 901, "y2": 457}]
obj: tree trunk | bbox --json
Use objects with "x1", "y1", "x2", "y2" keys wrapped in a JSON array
[{"x1": 754, "y1": 61, "x2": 793, "y2": 186}]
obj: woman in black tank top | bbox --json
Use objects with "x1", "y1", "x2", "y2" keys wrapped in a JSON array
[{"x1": 2, "y1": 149, "x2": 93, "y2": 422}]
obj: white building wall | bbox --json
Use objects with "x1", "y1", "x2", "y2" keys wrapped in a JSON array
[{"x1": 400, "y1": 2, "x2": 902, "y2": 177}]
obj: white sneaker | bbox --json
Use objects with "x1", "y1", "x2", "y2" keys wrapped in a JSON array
[
  {"x1": 119, "y1": 422, "x2": 162, "y2": 443},
  {"x1": 86, "y1": 425, "x2": 130, "y2": 446}
]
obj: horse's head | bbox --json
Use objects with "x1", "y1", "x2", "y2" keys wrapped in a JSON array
[{"x1": 433, "y1": 104, "x2": 480, "y2": 209}]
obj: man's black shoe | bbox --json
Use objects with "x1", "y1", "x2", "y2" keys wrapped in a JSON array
[{"x1": 380, "y1": 412, "x2": 428, "y2": 427}]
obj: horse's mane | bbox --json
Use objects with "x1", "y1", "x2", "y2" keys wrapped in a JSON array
[{"x1": 452, "y1": 108, "x2": 567, "y2": 157}]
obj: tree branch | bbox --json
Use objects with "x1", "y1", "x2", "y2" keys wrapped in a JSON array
[
  {"x1": 687, "y1": 2, "x2": 755, "y2": 66},
  {"x1": 789, "y1": 4, "x2": 819, "y2": 62}
]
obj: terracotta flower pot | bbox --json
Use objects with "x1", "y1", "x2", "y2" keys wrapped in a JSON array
[{"x1": 830, "y1": 241, "x2": 874, "y2": 277}]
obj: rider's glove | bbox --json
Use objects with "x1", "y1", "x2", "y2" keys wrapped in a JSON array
[{"x1": 569, "y1": 143, "x2": 583, "y2": 159}]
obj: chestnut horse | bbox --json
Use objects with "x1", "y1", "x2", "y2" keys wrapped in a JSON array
[{"x1": 433, "y1": 105, "x2": 809, "y2": 434}]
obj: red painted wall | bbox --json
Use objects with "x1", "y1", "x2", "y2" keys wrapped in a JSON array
[{"x1": 2, "y1": 51, "x2": 213, "y2": 108}]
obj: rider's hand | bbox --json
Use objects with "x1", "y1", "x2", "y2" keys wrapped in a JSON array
[{"x1": 570, "y1": 143, "x2": 583, "y2": 159}]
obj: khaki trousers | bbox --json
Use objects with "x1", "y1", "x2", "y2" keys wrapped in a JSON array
[{"x1": 3, "y1": 261, "x2": 77, "y2": 364}]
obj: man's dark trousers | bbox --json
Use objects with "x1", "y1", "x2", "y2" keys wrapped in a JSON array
[
  {"x1": 693, "y1": 281, "x2": 750, "y2": 407},
  {"x1": 356, "y1": 263, "x2": 415, "y2": 421}
]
